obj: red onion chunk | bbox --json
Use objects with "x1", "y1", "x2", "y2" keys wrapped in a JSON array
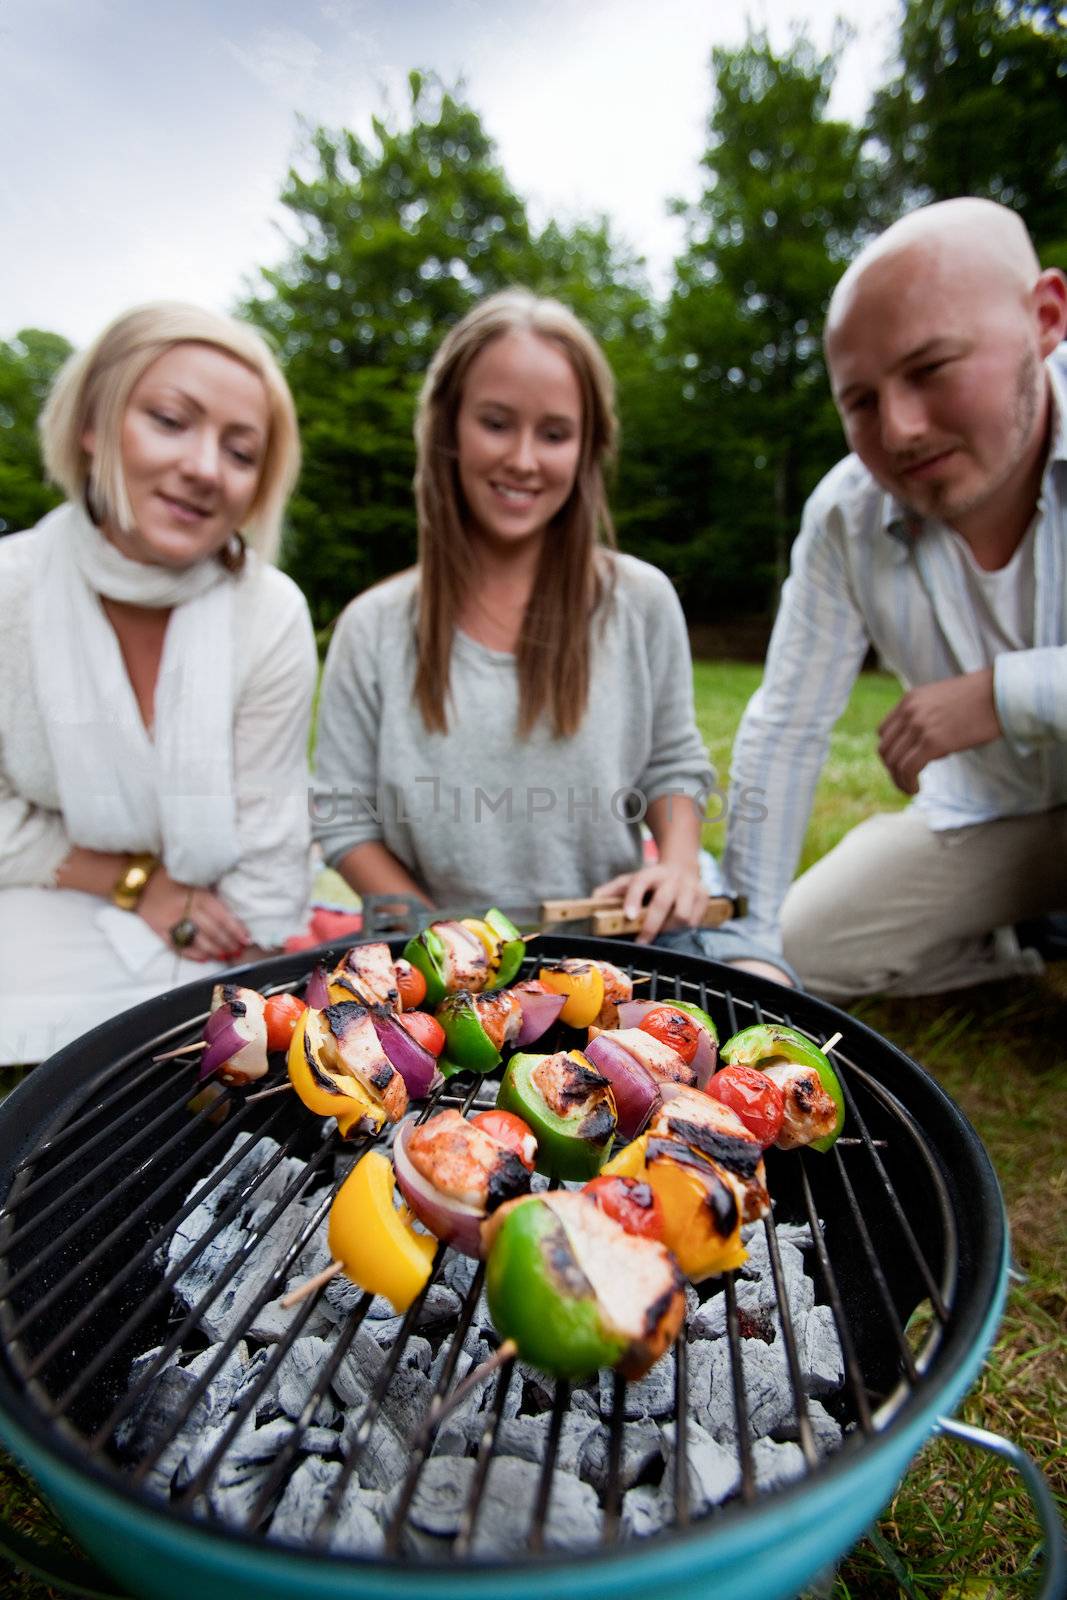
[
  {"x1": 372, "y1": 1013, "x2": 438, "y2": 1098},
  {"x1": 199, "y1": 988, "x2": 269, "y2": 1085},
  {"x1": 392, "y1": 1119, "x2": 485, "y2": 1258},
  {"x1": 582, "y1": 1034, "x2": 660, "y2": 1141},
  {"x1": 304, "y1": 963, "x2": 330, "y2": 1010},
  {"x1": 691, "y1": 1028, "x2": 717, "y2": 1089},
  {"x1": 513, "y1": 985, "x2": 566, "y2": 1047},
  {"x1": 202, "y1": 1006, "x2": 235, "y2": 1044}
]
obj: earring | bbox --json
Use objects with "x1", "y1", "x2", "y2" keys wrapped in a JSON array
[{"x1": 219, "y1": 531, "x2": 247, "y2": 574}]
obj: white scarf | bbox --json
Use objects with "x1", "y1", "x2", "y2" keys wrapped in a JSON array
[{"x1": 31, "y1": 502, "x2": 240, "y2": 885}]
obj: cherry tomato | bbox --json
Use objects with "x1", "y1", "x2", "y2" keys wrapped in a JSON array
[
  {"x1": 584, "y1": 1174, "x2": 664, "y2": 1241},
  {"x1": 637, "y1": 1005, "x2": 701, "y2": 1065},
  {"x1": 398, "y1": 1010, "x2": 445, "y2": 1057},
  {"x1": 706, "y1": 1064, "x2": 785, "y2": 1147},
  {"x1": 263, "y1": 993, "x2": 308, "y2": 1053},
  {"x1": 395, "y1": 958, "x2": 427, "y2": 1010},
  {"x1": 471, "y1": 1109, "x2": 538, "y2": 1169}
]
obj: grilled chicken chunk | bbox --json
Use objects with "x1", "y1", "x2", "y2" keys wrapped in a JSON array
[
  {"x1": 406, "y1": 1109, "x2": 530, "y2": 1212},
  {"x1": 330, "y1": 942, "x2": 401, "y2": 1010},
  {"x1": 319, "y1": 1002, "x2": 408, "y2": 1121},
  {"x1": 604, "y1": 1027, "x2": 697, "y2": 1088},
  {"x1": 435, "y1": 921, "x2": 491, "y2": 992},
  {"x1": 531, "y1": 1050, "x2": 615, "y2": 1137},
  {"x1": 592, "y1": 961, "x2": 633, "y2": 1028},
  {"x1": 761, "y1": 1061, "x2": 839, "y2": 1150},
  {"x1": 475, "y1": 990, "x2": 523, "y2": 1051}
]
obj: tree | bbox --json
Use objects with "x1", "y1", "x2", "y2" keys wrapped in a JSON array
[
  {"x1": 663, "y1": 30, "x2": 871, "y2": 612},
  {"x1": 869, "y1": 1, "x2": 1067, "y2": 260},
  {"x1": 243, "y1": 73, "x2": 539, "y2": 630},
  {"x1": 0, "y1": 329, "x2": 72, "y2": 535}
]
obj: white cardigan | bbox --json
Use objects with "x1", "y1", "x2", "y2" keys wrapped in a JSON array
[{"x1": 0, "y1": 523, "x2": 317, "y2": 1061}]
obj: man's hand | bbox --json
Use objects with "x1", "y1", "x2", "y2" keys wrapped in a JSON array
[
  {"x1": 878, "y1": 667, "x2": 1001, "y2": 794},
  {"x1": 592, "y1": 864, "x2": 709, "y2": 945}
]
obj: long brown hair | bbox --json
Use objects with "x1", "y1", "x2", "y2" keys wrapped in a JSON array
[{"x1": 413, "y1": 289, "x2": 618, "y2": 738}]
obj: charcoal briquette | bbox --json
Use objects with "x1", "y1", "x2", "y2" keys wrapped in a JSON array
[
  {"x1": 578, "y1": 1418, "x2": 665, "y2": 1494},
  {"x1": 750, "y1": 1436, "x2": 806, "y2": 1491},
  {"x1": 801, "y1": 1304, "x2": 844, "y2": 1395},
  {"x1": 620, "y1": 1483, "x2": 669, "y2": 1539},
  {"x1": 410, "y1": 1456, "x2": 478, "y2": 1535}
]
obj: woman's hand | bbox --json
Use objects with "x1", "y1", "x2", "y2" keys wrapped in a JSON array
[
  {"x1": 138, "y1": 869, "x2": 251, "y2": 963},
  {"x1": 592, "y1": 863, "x2": 709, "y2": 945}
]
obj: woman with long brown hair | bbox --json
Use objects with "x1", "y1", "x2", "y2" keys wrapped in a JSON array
[{"x1": 312, "y1": 288, "x2": 713, "y2": 936}]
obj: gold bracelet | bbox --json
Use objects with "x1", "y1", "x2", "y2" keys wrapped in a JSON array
[{"x1": 111, "y1": 853, "x2": 160, "y2": 912}]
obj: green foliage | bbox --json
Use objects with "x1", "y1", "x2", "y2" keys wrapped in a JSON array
[
  {"x1": 0, "y1": 329, "x2": 71, "y2": 535},
  {"x1": 241, "y1": 74, "x2": 658, "y2": 630},
  {"x1": 662, "y1": 28, "x2": 872, "y2": 611},
  {"x1": 240, "y1": 74, "x2": 536, "y2": 628},
  {"x1": 868, "y1": 0, "x2": 1067, "y2": 251}
]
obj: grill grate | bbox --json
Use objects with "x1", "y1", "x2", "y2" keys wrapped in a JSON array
[{"x1": 0, "y1": 940, "x2": 959, "y2": 1566}]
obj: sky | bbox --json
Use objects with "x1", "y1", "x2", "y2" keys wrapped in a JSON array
[{"x1": 1, "y1": 0, "x2": 900, "y2": 347}]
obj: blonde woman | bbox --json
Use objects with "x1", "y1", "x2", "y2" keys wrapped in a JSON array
[
  {"x1": 312, "y1": 288, "x2": 713, "y2": 933},
  {"x1": 0, "y1": 303, "x2": 317, "y2": 1063}
]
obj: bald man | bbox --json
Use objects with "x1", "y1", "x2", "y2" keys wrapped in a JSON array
[{"x1": 702, "y1": 199, "x2": 1067, "y2": 998}]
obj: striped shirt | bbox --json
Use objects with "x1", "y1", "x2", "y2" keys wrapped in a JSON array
[{"x1": 723, "y1": 346, "x2": 1067, "y2": 951}]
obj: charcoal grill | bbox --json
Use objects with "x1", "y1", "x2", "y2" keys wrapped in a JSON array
[{"x1": 0, "y1": 936, "x2": 1061, "y2": 1600}]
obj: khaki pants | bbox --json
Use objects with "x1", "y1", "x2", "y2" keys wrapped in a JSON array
[{"x1": 780, "y1": 805, "x2": 1067, "y2": 1000}]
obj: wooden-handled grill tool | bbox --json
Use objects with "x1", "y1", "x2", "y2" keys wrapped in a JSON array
[{"x1": 540, "y1": 893, "x2": 747, "y2": 938}]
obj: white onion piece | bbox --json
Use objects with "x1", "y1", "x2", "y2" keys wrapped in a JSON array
[
  {"x1": 371, "y1": 1014, "x2": 437, "y2": 1098},
  {"x1": 615, "y1": 1000, "x2": 658, "y2": 1030},
  {"x1": 392, "y1": 1119, "x2": 485, "y2": 1258},
  {"x1": 513, "y1": 985, "x2": 566, "y2": 1046},
  {"x1": 582, "y1": 1034, "x2": 659, "y2": 1140}
]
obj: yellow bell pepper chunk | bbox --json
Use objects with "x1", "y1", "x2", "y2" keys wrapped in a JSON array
[
  {"x1": 599, "y1": 1133, "x2": 747, "y2": 1279},
  {"x1": 646, "y1": 1155, "x2": 748, "y2": 1280},
  {"x1": 287, "y1": 1011, "x2": 385, "y2": 1138},
  {"x1": 539, "y1": 962, "x2": 605, "y2": 1028},
  {"x1": 600, "y1": 1134, "x2": 649, "y2": 1179},
  {"x1": 329, "y1": 1151, "x2": 436, "y2": 1313}
]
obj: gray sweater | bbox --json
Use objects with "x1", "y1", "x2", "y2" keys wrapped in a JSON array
[{"x1": 311, "y1": 553, "x2": 714, "y2": 906}]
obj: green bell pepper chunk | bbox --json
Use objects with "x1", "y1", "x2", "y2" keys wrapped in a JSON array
[
  {"x1": 497, "y1": 1051, "x2": 616, "y2": 1181},
  {"x1": 402, "y1": 927, "x2": 449, "y2": 1008},
  {"x1": 436, "y1": 992, "x2": 501, "y2": 1074},
  {"x1": 666, "y1": 998, "x2": 719, "y2": 1044},
  {"x1": 485, "y1": 907, "x2": 524, "y2": 990},
  {"x1": 720, "y1": 1023, "x2": 845, "y2": 1152},
  {"x1": 485, "y1": 1196, "x2": 626, "y2": 1379}
]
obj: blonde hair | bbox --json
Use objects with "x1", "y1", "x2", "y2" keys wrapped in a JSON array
[
  {"x1": 39, "y1": 302, "x2": 300, "y2": 562},
  {"x1": 413, "y1": 288, "x2": 618, "y2": 738}
]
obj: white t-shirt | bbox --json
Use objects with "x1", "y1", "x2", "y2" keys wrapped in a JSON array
[{"x1": 945, "y1": 521, "x2": 1036, "y2": 657}]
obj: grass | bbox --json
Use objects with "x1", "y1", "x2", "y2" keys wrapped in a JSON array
[
  {"x1": 0, "y1": 662, "x2": 1063, "y2": 1597},
  {"x1": 692, "y1": 659, "x2": 909, "y2": 868}
]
